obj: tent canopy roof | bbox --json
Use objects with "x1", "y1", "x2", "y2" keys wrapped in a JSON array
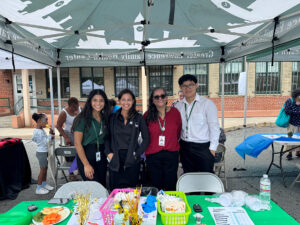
[{"x1": 0, "y1": 0, "x2": 300, "y2": 67}]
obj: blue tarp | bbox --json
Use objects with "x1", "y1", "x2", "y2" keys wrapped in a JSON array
[{"x1": 235, "y1": 133, "x2": 300, "y2": 159}]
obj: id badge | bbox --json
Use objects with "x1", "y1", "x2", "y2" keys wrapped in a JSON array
[
  {"x1": 96, "y1": 152, "x2": 101, "y2": 162},
  {"x1": 158, "y1": 136, "x2": 165, "y2": 146}
]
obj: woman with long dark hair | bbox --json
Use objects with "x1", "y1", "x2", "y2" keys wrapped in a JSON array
[
  {"x1": 73, "y1": 89, "x2": 110, "y2": 186},
  {"x1": 144, "y1": 87, "x2": 182, "y2": 190},
  {"x1": 105, "y1": 89, "x2": 149, "y2": 189}
]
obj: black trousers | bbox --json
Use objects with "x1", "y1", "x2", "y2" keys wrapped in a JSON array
[
  {"x1": 109, "y1": 149, "x2": 140, "y2": 190},
  {"x1": 77, "y1": 144, "x2": 107, "y2": 187},
  {"x1": 146, "y1": 150, "x2": 179, "y2": 191},
  {"x1": 180, "y1": 140, "x2": 214, "y2": 173}
]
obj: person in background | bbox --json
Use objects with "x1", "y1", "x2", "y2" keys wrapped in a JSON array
[
  {"x1": 284, "y1": 89, "x2": 300, "y2": 160},
  {"x1": 56, "y1": 97, "x2": 81, "y2": 146},
  {"x1": 105, "y1": 89, "x2": 149, "y2": 190},
  {"x1": 109, "y1": 99, "x2": 121, "y2": 113},
  {"x1": 144, "y1": 87, "x2": 182, "y2": 190},
  {"x1": 73, "y1": 89, "x2": 110, "y2": 186},
  {"x1": 32, "y1": 113, "x2": 54, "y2": 195},
  {"x1": 56, "y1": 97, "x2": 81, "y2": 181},
  {"x1": 175, "y1": 74, "x2": 220, "y2": 173},
  {"x1": 172, "y1": 90, "x2": 184, "y2": 107}
]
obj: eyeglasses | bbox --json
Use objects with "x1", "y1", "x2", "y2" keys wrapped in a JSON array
[
  {"x1": 153, "y1": 94, "x2": 166, "y2": 100},
  {"x1": 181, "y1": 83, "x2": 196, "y2": 89},
  {"x1": 41, "y1": 118, "x2": 48, "y2": 122}
]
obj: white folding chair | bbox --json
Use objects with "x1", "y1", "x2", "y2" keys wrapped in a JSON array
[
  {"x1": 214, "y1": 143, "x2": 227, "y2": 189},
  {"x1": 54, "y1": 181, "x2": 109, "y2": 199},
  {"x1": 176, "y1": 172, "x2": 225, "y2": 194},
  {"x1": 290, "y1": 159, "x2": 300, "y2": 188}
]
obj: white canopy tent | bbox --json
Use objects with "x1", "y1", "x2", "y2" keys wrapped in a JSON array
[{"x1": 1, "y1": 0, "x2": 300, "y2": 129}]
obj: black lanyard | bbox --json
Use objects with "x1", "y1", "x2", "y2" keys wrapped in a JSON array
[
  {"x1": 92, "y1": 120, "x2": 103, "y2": 152},
  {"x1": 158, "y1": 107, "x2": 167, "y2": 135}
]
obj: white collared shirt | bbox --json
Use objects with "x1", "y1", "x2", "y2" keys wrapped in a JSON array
[{"x1": 175, "y1": 94, "x2": 220, "y2": 151}]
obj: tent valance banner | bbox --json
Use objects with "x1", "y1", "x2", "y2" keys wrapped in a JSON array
[{"x1": 0, "y1": 0, "x2": 299, "y2": 67}]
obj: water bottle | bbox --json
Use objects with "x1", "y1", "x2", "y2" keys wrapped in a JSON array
[{"x1": 259, "y1": 174, "x2": 271, "y2": 206}]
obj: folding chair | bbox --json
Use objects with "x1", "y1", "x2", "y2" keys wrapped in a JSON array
[
  {"x1": 214, "y1": 143, "x2": 227, "y2": 189},
  {"x1": 290, "y1": 159, "x2": 300, "y2": 188},
  {"x1": 54, "y1": 181, "x2": 109, "y2": 199},
  {"x1": 176, "y1": 172, "x2": 225, "y2": 194},
  {"x1": 54, "y1": 146, "x2": 77, "y2": 189}
]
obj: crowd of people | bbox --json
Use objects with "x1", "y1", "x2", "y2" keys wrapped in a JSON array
[{"x1": 31, "y1": 74, "x2": 221, "y2": 194}]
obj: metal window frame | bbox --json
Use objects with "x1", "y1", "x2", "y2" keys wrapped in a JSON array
[
  {"x1": 46, "y1": 68, "x2": 70, "y2": 98},
  {"x1": 255, "y1": 62, "x2": 281, "y2": 94},
  {"x1": 80, "y1": 67, "x2": 104, "y2": 98},
  {"x1": 184, "y1": 64, "x2": 209, "y2": 96},
  {"x1": 114, "y1": 66, "x2": 139, "y2": 97},
  {"x1": 148, "y1": 65, "x2": 173, "y2": 96},
  {"x1": 292, "y1": 62, "x2": 300, "y2": 91},
  {"x1": 219, "y1": 60, "x2": 244, "y2": 95}
]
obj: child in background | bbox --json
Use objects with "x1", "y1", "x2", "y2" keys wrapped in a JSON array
[{"x1": 32, "y1": 113, "x2": 55, "y2": 195}]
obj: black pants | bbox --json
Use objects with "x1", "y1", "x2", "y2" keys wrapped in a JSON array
[
  {"x1": 77, "y1": 144, "x2": 107, "y2": 187},
  {"x1": 109, "y1": 149, "x2": 140, "y2": 190},
  {"x1": 146, "y1": 150, "x2": 179, "y2": 191},
  {"x1": 180, "y1": 140, "x2": 214, "y2": 173}
]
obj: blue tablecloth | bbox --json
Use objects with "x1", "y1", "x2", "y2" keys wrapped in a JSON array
[{"x1": 235, "y1": 133, "x2": 300, "y2": 159}]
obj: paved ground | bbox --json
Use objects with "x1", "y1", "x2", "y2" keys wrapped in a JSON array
[{"x1": 1, "y1": 121, "x2": 300, "y2": 223}]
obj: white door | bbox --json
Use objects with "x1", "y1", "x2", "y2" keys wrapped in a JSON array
[{"x1": 13, "y1": 73, "x2": 37, "y2": 113}]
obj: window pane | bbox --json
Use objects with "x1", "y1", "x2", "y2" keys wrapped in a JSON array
[
  {"x1": 81, "y1": 78, "x2": 93, "y2": 97},
  {"x1": 184, "y1": 65, "x2": 195, "y2": 74},
  {"x1": 93, "y1": 68, "x2": 104, "y2": 77},
  {"x1": 220, "y1": 60, "x2": 243, "y2": 95},
  {"x1": 93, "y1": 76, "x2": 104, "y2": 90},
  {"x1": 255, "y1": 62, "x2": 280, "y2": 94},
  {"x1": 81, "y1": 68, "x2": 92, "y2": 78},
  {"x1": 292, "y1": 62, "x2": 300, "y2": 90},
  {"x1": 149, "y1": 66, "x2": 173, "y2": 96},
  {"x1": 115, "y1": 67, "x2": 139, "y2": 97}
]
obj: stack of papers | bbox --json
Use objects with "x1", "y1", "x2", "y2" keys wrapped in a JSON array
[{"x1": 208, "y1": 207, "x2": 254, "y2": 225}]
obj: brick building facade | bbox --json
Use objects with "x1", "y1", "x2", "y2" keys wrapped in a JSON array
[{"x1": 0, "y1": 62, "x2": 299, "y2": 118}]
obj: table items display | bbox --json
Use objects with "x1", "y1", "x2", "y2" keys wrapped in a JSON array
[
  {"x1": 31, "y1": 206, "x2": 70, "y2": 225},
  {"x1": 157, "y1": 191, "x2": 191, "y2": 225}
]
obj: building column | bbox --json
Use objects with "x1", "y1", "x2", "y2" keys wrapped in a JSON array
[
  {"x1": 209, "y1": 63, "x2": 220, "y2": 97},
  {"x1": 22, "y1": 69, "x2": 31, "y2": 127},
  {"x1": 281, "y1": 62, "x2": 292, "y2": 96}
]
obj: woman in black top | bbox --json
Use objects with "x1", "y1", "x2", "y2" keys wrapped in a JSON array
[
  {"x1": 73, "y1": 89, "x2": 110, "y2": 187},
  {"x1": 105, "y1": 89, "x2": 149, "y2": 190}
]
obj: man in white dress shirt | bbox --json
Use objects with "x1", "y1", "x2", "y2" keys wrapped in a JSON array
[{"x1": 175, "y1": 74, "x2": 220, "y2": 173}]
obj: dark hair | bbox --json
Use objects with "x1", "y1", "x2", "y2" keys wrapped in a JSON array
[
  {"x1": 108, "y1": 99, "x2": 117, "y2": 107},
  {"x1": 72, "y1": 89, "x2": 110, "y2": 132},
  {"x1": 145, "y1": 87, "x2": 167, "y2": 123},
  {"x1": 118, "y1": 89, "x2": 137, "y2": 120},
  {"x1": 68, "y1": 97, "x2": 79, "y2": 106},
  {"x1": 178, "y1": 74, "x2": 197, "y2": 85},
  {"x1": 32, "y1": 113, "x2": 45, "y2": 122},
  {"x1": 292, "y1": 89, "x2": 300, "y2": 99}
]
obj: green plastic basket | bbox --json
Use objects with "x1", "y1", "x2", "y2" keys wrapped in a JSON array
[{"x1": 157, "y1": 191, "x2": 191, "y2": 225}]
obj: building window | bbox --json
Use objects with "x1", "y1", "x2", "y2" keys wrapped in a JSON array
[
  {"x1": 149, "y1": 66, "x2": 173, "y2": 96},
  {"x1": 184, "y1": 64, "x2": 208, "y2": 95},
  {"x1": 255, "y1": 62, "x2": 280, "y2": 94},
  {"x1": 46, "y1": 68, "x2": 70, "y2": 98},
  {"x1": 80, "y1": 67, "x2": 104, "y2": 97},
  {"x1": 219, "y1": 60, "x2": 243, "y2": 95},
  {"x1": 292, "y1": 62, "x2": 300, "y2": 91},
  {"x1": 115, "y1": 67, "x2": 139, "y2": 97}
]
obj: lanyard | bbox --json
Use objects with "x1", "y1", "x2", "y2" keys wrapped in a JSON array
[
  {"x1": 92, "y1": 120, "x2": 103, "y2": 152},
  {"x1": 158, "y1": 107, "x2": 167, "y2": 134},
  {"x1": 184, "y1": 101, "x2": 196, "y2": 132}
]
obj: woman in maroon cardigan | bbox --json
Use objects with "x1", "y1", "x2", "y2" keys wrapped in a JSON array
[{"x1": 144, "y1": 87, "x2": 182, "y2": 190}]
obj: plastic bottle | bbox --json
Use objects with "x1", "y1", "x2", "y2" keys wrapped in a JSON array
[{"x1": 259, "y1": 174, "x2": 271, "y2": 206}]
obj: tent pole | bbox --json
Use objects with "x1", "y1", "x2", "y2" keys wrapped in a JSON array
[
  {"x1": 221, "y1": 62, "x2": 225, "y2": 129},
  {"x1": 57, "y1": 67, "x2": 62, "y2": 113},
  {"x1": 243, "y1": 59, "x2": 249, "y2": 140},
  {"x1": 21, "y1": 69, "x2": 31, "y2": 127},
  {"x1": 48, "y1": 67, "x2": 55, "y2": 148},
  {"x1": 141, "y1": 66, "x2": 147, "y2": 113}
]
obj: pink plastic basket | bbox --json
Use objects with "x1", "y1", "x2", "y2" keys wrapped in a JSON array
[{"x1": 100, "y1": 188, "x2": 140, "y2": 225}]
